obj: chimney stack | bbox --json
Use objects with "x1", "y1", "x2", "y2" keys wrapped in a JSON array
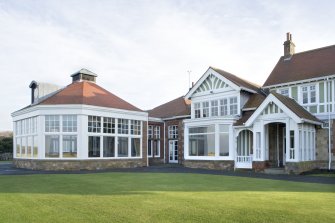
[{"x1": 283, "y1": 32, "x2": 295, "y2": 57}]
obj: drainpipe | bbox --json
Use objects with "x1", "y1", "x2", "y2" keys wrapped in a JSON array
[{"x1": 327, "y1": 78, "x2": 332, "y2": 170}]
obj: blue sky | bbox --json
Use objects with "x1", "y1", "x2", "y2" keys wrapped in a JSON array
[{"x1": 1, "y1": 0, "x2": 335, "y2": 130}]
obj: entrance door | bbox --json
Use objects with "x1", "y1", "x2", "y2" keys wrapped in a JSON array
[{"x1": 169, "y1": 140, "x2": 178, "y2": 163}]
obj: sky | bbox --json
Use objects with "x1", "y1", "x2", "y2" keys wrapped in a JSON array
[{"x1": 1, "y1": 0, "x2": 335, "y2": 131}]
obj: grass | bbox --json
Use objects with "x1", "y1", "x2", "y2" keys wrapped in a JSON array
[{"x1": 0, "y1": 172, "x2": 334, "y2": 223}]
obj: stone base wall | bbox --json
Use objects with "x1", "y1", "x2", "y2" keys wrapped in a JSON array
[
  {"x1": 285, "y1": 161, "x2": 320, "y2": 174},
  {"x1": 14, "y1": 158, "x2": 147, "y2": 171},
  {"x1": 149, "y1": 158, "x2": 165, "y2": 166},
  {"x1": 252, "y1": 161, "x2": 269, "y2": 172},
  {"x1": 183, "y1": 160, "x2": 234, "y2": 170}
]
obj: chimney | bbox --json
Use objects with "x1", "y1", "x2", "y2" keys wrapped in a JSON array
[
  {"x1": 283, "y1": 32, "x2": 295, "y2": 57},
  {"x1": 29, "y1": 81, "x2": 38, "y2": 104},
  {"x1": 71, "y1": 68, "x2": 97, "y2": 83}
]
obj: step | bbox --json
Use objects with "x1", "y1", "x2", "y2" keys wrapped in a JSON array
[{"x1": 264, "y1": 168, "x2": 286, "y2": 175}]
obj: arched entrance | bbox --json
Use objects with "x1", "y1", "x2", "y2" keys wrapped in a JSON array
[{"x1": 236, "y1": 129, "x2": 253, "y2": 168}]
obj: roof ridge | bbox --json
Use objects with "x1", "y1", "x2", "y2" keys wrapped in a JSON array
[
  {"x1": 289, "y1": 44, "x2": 335, "y2": 57},
  {"x1": 210, "y1": 66, "x2": 261, "y2": 89}
]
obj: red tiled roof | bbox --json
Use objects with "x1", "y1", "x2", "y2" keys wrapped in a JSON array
[
  {"x1": 39, "y1": 81, "x2": 142, "y2": 112},
  {"x1": 149, "y1": 96, "x2": 191, "y2": 119},
  {"x1": 211, "y1": 67, "x2": 261, "y2": 92},
  {"x1": 263, "y1": 45, "x2": 335, "y2": 87}
]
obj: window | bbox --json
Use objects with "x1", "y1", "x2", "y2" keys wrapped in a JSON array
[
  {"x1": 62, "y1": 135, "x2": 77, "y2": 158},
  {"x1": 219, "y1": 125, "x2": 229, "y2": 156},
  {"x1": 103, "y1": 136, "x2": 115, "y2": 157},
  {"x1": 130, "y1": 120, "x2": 141, "y2": 135},
  {"x1": 211, "y1": 100, "x2": 218, "y2": 117},
  {"x1": 118, "y1": 119, "x2": 129, "y2": 134},
  {"x1": 16, "y1": 138, "x2": 21, "y2": 157},
  {"x1": 202, "y1": 101, "x2": 209, "y2": 117},
  {"x1": 103, "y1": 117, "x2": 115, "y2": 134},
  {"x1": 63, "y1": 115, "x2": 77, "y2": 132},
  {"x1": 33, "y1": 136, "x2": 38, "y2": 158},
  {"x1": 168, "y1": 125, "x2": 178, "y2": 139},
  {"x1": 45, "y1": 135, "x2": 59, "y2": 158},
  {"x1": 220, "y1": 99, "x2": 228, "y2": 116},
  {"x1": 302, "y1": 85, "x2": 316, "y2": 104},
  {"x1": 153, "y1": 140, "x2": 160, "y2": 156},
  {"x1": 88, "y1": 116, "x2": 101, "y2": 133},
  {"x1": 194, "y1": 103, "x2": 201, "y2": 118},
  {"x1": 45, "y1": 115, "x2": 60, "y2": 132},
  {"x1": 131, "y1": 138, "x2": 141, "y2": 157},
  {"x1": 229, "y1": 97, "x2": 238, "y2": 115},
  {"x1": 189, "y1": 126, "x2": 215, "y2": 156},
  {"x1": 290, "y1": 130, "x2": 295, "y2": 159},
  {"x1": 88, "y1": 136, "x2": 100, "y2": 157},
  {"x1": 118, "y1": 137, "x2": 128, "y2": 157},
  {"x1": 279, "y1": 88, "x2": 289, "y2": 97},
  {"x1": 148, "y1": 125, "x2": 153, "y2": 138},
  {"x1": 148, "y1": 140, "x2": 152, "y2": 157},
  {"x1": 154, "y1": 126, "x2": 160, "y2": 139},
  {"x1": 27, "y1": 136, "x2": 32, "y2": 158}
]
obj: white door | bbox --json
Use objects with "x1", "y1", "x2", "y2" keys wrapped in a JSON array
[{"x1": 169, "y1": 140, "x2": 178, "y2": 163}]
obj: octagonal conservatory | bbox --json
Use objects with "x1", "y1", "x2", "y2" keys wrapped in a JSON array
[{"x1": 11, "y1": 69, "x2": 148, "y2": 170}]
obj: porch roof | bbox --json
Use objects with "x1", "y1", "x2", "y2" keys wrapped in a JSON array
[{"x1": 235, "y1": 92, "x2": 322, "y2": 127}]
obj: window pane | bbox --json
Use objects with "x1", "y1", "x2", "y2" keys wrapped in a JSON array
[
  {"x1": 153, "y1": 140, "x2": 160, "y2": 156},
  {"x1": 118, "y1": 137, "x2": 128, "y2": 157},
  {"x1": 45, "y1": 135, "x2": 59, "y2": 158},
  {"x1": 131, "y1": 138, "x2": 141, "y2": 157},
  {"x1": 103, "y1": 136, "x2": 115, "y2": 157},
  {"x1": 189, "y1": 125, "x2": 215, "y2": 134},
  {"x1": 45, "y1": 115, "x2": 60, "y2": 132},
  {"x1": 194, "y1": 103, "x2": 201, "y2": 118},
  {"x1": 21, "y1": 137, "x2": 26, "y2": 157},
  {"x1": 16, "y1": 138, "x2": 21, "y2": 157},
  {"x1": 131, "y1": 120, "x2": 141, "y2": 135},
  {"x1": 33, "y1": 136, "x2": 38, "y2": 158},
  {"x1": 27, "y1": 136, "x2": 32, "y2": 158},
  {"x1": 148, "y1": 140, "x2": 152, "y2": 156},
  {"x1": 211, "y1": 100, "x2": 218, "y2": 117},
  {"x1": 88, "y1": 136, "x2": 100, "y2": 157},
  {"x1": 219, "y1": 133, "x2": 229, "y2": 156},
  {"x1": 189, "y1": 134, "x2": 215, "y2": 156},
  {"x1": 88, "y1": 116, "x2": 101, "y2": 133},
  {"x1": 63, "y1": 135, "x2": 77, "y2": 158},
  {"x1": 202, "y1": 102, "x2": 209, "y2": 117},
  {"x1": 118, "y1": 119, "x2": 129, "y2": 134},
  {"x1": 103, "y1": 117, "x2": 115, "y2": 134},
  {"x1": 63, "y1": 115, "x2": 77, "y2": 132}
]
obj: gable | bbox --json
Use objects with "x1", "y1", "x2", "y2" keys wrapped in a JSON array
[{"x1": 194, "y1": 73, "x2": 230, "y2": 94}]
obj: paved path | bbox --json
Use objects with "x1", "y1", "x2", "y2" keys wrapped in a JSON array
[{"x1": 1, "y1": 162, "x2": 334, "y2": 185}]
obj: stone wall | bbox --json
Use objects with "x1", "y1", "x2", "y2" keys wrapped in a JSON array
[
  {"x1": 285, "y1": 161, "x2": 320, "y2": 174},
  {"x1": 184, "y1": 160, "x2": 234, "y2": 170},
  {"x1": 0, "y1": 153, "x2": 13, "y2": 161},
  {"x1": 252, "y1": 161, "x2": 268, "y2": 171},
  {"x1": 315, "y1": 123, "x2": 335, "y2": 162},
  {"x1": 14, "y1": 158, "x2": 147, "y2": 171}
]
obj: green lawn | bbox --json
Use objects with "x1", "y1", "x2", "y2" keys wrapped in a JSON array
[{"x1": 0, "y1": 173, "x2": 334, "y2": 223}]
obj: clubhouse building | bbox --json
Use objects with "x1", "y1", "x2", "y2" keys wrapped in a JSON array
[{"x1": 12, "y1": 33, "x2": 335, "y2": 173}]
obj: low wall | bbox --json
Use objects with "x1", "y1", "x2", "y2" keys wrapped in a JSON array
[
  {"x1": 285, "y1": 161, "x2": 320, "y2": 174},
  {"x1": 0, "y1": 153, "x2": 13, "y2": 161},
  {"x1": 252, "y1": 161, "x2": 269, "y2": 172},
  {"x1": 183, "y1": 160, "x2": 234, "y2": 170},
  {"x1": 13, "y1": 158, "x2": 147, "y2": 171}
]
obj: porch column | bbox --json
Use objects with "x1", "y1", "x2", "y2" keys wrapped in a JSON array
[
  {"x1": 260, "y1": 120, "x2": 266, "y2": 161},
  {"x1": 286, "y1": 118, "x2": 290, "y2": 162}
]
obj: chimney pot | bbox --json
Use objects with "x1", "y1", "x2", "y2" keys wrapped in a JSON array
[{"x1": 284, "y1": 32, "x2": 295, "y2": 57}]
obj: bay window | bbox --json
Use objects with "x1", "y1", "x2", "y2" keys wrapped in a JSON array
[
  {"x1": 63, "y1": 135, "x2": 77, "y2": 158},
  {"x1": 189, "y1": 126, "x2": 215, "y2": 156},
  {"x1": 88, "y1": 136, "x2": 100, "y2": 157}
]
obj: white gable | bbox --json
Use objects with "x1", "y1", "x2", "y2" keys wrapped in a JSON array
[
  {"x1": 186, "y1": 67, "x2": 240, "y2": 99},
  {"x1": 194, "y1": 73, "x2": 230, "y2": 93}
]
